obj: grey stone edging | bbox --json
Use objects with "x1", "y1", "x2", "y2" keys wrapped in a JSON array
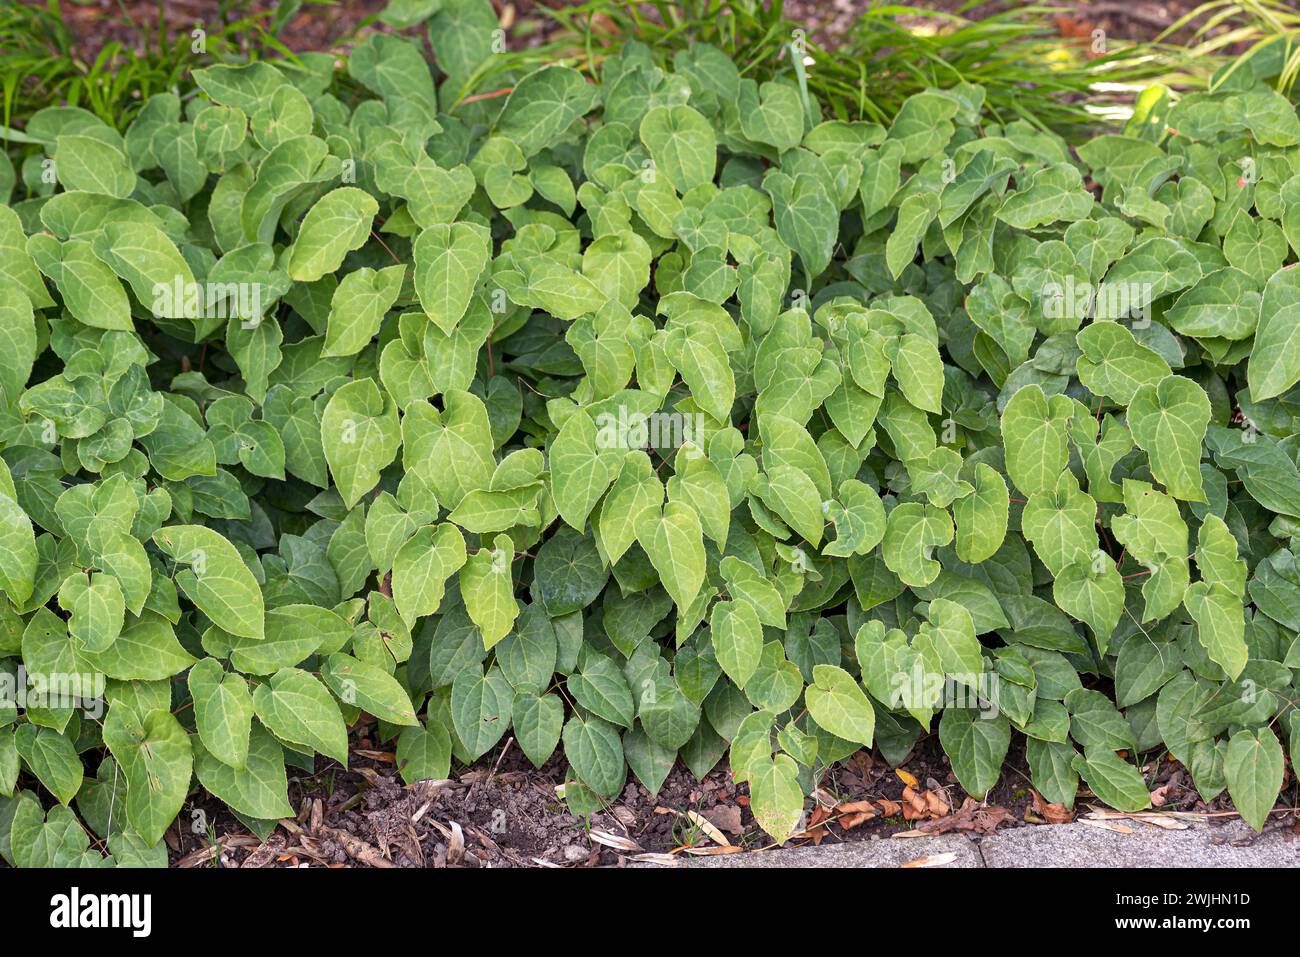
[{"x1": 631, "y1": 816, "x2": 1300, "y2": 868}]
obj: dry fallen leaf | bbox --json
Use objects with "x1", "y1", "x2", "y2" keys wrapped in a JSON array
[
  {"x1": 681, "y1": 845, "x2": 744, "y2": 856},
  {"x1": 896, "y1": 769, "x2": 920, "y2": 789},
  {"x1": 923, "y1": 790, "x2": 950, "y2": 817},
  {"x1": 877, "y1": 799, "x2": 902, "y2": 817},
  {"x1": 628, "y1": 853, "x2": 684, "y2": 867},
  {"x1": 1086, "y1": 810, "x2": 1189, "y2": 831},
  {"x1": 589, "y1": 830, "x2": 642, "y2": 852},
  {"x1": 836, "y1": 799, "x2": 878, "y2": 831},
  {"x1": 686, "y1": 811, "x2": 732, "y2": 847},
  {"x1": 837, "y1": 799, "x2": 877, "y2": 814},
  {"x1": 901, "y1": 786, "x2": 927, "y2": 820},
  {"x1": 702, "y1": 804, "x2": 744, "y2": 836},
  {"x1": 1079, "y1": 818, "x2": 1135, "y2": 834},
  {"x1": 446, "y1": 821, "x2": 465, "y2": 865},
  {"x1": 1136, "y1": 814, "x2": 1189, "y2": 831},
  {"x1": 804, "y1": 804, "x2": 833, "y2": 844},
  {"x1": 898, "y1": 786, "x2": 953, "y2": 822},
  {"x1": 902, "y1": 851, "x2": 958, "y2": 868},
  {"x1": 918, "y1": 797, "x2": 1013, "y2": 835},
  {"x1": 1030, "y1": 788, "x2": 1075, "y2": 825},
  {"x1": 849, "y1": 750, "x2": 875, "y2": 780}
]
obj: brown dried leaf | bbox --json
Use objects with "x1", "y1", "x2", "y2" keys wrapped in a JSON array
[
  {"x1": 804, "y1": 804, "x2": 833, "y2": 844},
  {"x1": 589, "y1": 829, "x2": 643, "y2": 852},
  {"x1": 681, "y1": 844, "x2": 745, "y2": 856},
  {"x1": 918, "y1": 797, "x2": 1013, "y2": 835},
  {"x1": 1030, "y1": 788, "x2": 1075, "y2": 825},
  {"x1": 836, "y1": 799, "x2": 878, "y2": 831},
  {"x1": 849, "y1": 750, "x2": 875, "y2": 779},
  {"x1": 353, "y1": 749, "x2": 396, "y2": 763},
  {"x1": 686, "y1": 811, "x2": 732, "y2": 847},
  {"x1": 629, "y1": 852, "x2": 686, "y2": 867},
  {"x1": 1079, "y1": 818, "x2": 1134, "y2": 834},
  {"x1": 924, "y1": 790, "x2": 950, "y2": 817},
  {"x1": 902, "y1": 785, "x2": 928, "y2": 815},
  {"x1": 702, "y1": 804, "x2": 744, "y2": 836},
  {"x1": 901, "y1": 851, "x2": 958, "y2": 868}
]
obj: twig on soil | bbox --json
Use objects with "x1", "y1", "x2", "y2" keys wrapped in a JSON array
[
  {"x1": 488, "y1": 736, "x2": 515, "y2": 779},
  {"x1": 175, "y1": 834, "x2": 260, "y2": 868},
  {"x1": 1090, "y1": 807, "x2": 1300, "y2": 821},
  {"x1": 316, "y1": 825, "x2": 396, "y2": 868},
  {"x1": 407, "y1": 821, "x2": 426, "y2": 867},
  {"x1": 468, "y1": 736, "x2": 515, "y2": 799}
]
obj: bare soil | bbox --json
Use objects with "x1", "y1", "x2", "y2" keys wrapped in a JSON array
[
  {"x1": 43, "y1": 0, "x2": 1225, "y2": 68},
  {"x1": 160, "y1": 709, "x2": 1233, "y2": 868}
]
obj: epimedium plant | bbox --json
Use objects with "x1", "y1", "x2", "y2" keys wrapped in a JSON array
[{"x1": 2, "y1": 12, "x2": 1300, "y2": 867}]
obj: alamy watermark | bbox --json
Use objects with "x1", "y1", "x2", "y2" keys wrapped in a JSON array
[
  {"x1": 595, "y1": 407, "x2": 706, "y2": 454},
  {"x1": 50, "y1": 887, "x2": 151, "y2": 937},
  {"x1": 890, "y1": 665, "x2": 1000, "y2": 719},
  {"x1": 1042, "y1": 276, "x2": 1153, "y2": 326},
  {"x1": 152, "y1": 278, "x2": 265, "y2": 327},
  {"x1": 1, "y1": 667, "x2": 105, "y2": 718}
]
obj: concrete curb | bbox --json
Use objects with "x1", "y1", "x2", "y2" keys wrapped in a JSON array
[
  {"x1": 662, "y1": 833, "x2": 984, "y2": 868},
  {"x1": 979, "y1": 818, "x2": 1300, "y2": 868},
  {"x1": 641, "y1": 817, "x2": 1300, "y2": 868}
]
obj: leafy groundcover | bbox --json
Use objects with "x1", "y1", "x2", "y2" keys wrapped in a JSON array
[{"x1": 2, "y1": 21, "x2": 1300, "y2": 867}]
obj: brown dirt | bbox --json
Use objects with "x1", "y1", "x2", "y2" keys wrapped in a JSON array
[
  {"x1": 157, "y1": 703, "x2": 1231, "y2": 868},
  {"x1": 40, "y1": 0, "x2": 1231, "y2": 69}
]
